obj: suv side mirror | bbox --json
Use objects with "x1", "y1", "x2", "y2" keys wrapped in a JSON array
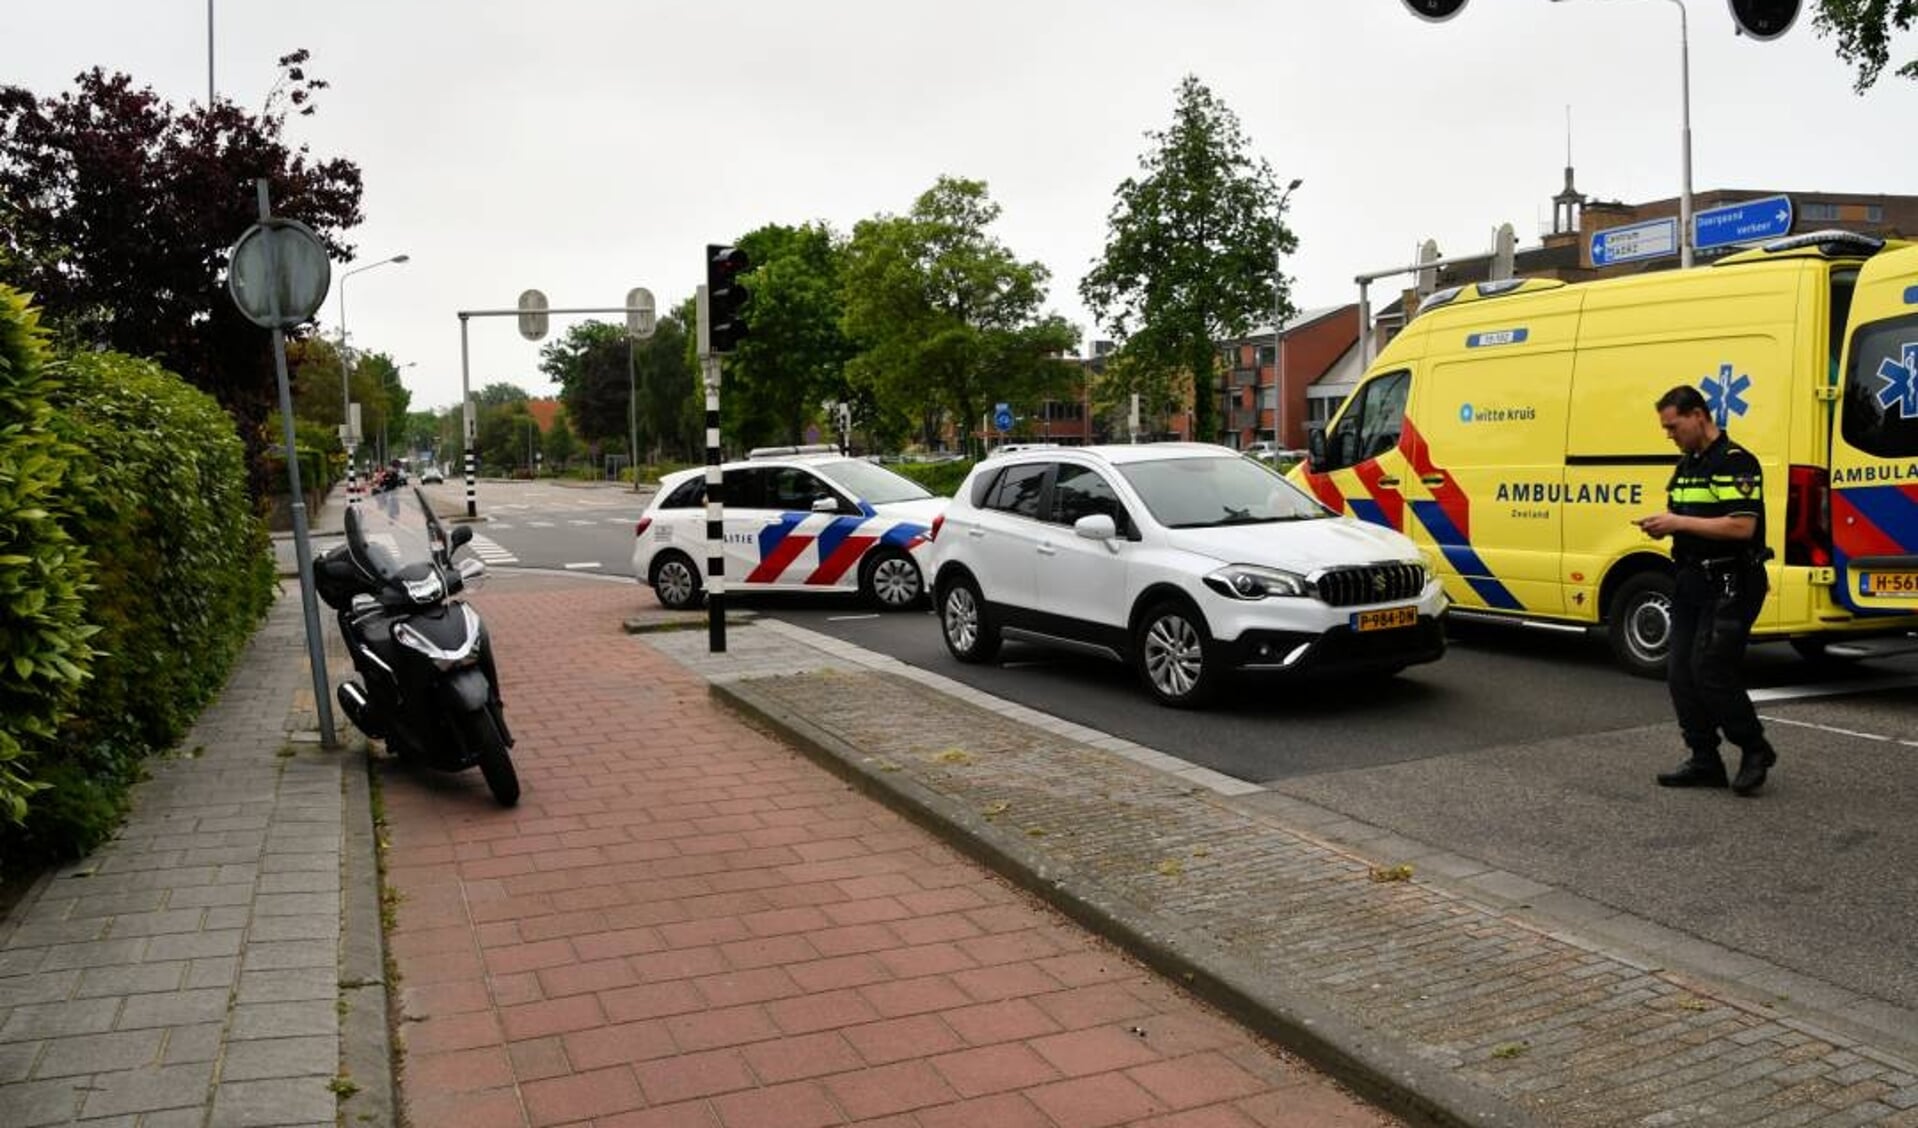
[{"x1": 1074, "y1": 513, "x2": 1117, "y2": 542}]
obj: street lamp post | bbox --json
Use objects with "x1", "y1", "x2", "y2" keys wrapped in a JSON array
[
  {"x1": 1272, "y1": 177, "x2": 1302, "y2": 452},
  {"x1": 337, "y1": 253, "x2": 410, "y2": 502},
  {"x1": 1552, "y1": 0, "x2": 1691, "y2": 268}
]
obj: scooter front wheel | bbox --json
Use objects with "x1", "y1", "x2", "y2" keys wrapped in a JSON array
[{"x1": 461, "y1": 708, "x2": 520, "y2": 807}]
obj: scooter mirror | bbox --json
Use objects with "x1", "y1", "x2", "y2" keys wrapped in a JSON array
[{"x1": 450, "y1": 525, "x2": 474, "y2": 550}]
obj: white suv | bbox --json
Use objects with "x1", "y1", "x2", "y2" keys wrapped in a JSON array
[
  {"x1": 927, "y1": 443, "x2": 1447, "y2": 707},
  {"x1": 633, "y1": 448, "x2": 945, "y2": 611}
]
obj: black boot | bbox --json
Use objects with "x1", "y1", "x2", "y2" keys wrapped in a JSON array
[
  {"x1": 1658, "y1": 752, "x2": 1728, "y2": 788},
  {"x1": 1731, "y1": 743, "x2": 1777, "y2": 796}
]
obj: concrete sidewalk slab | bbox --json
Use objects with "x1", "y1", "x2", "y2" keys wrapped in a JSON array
[{"x1": 0, "y1": 585, "x2": 392, "y2": 1128}]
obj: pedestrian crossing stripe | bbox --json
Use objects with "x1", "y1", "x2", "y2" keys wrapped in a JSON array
[{"x1": 468, "y1": 534, "x2": 518, "y2": 564}]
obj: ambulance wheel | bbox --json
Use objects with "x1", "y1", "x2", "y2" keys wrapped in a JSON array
[
  {"x1": 862, "y1": 548, "x2": 923, "y2": 610},
  {"x1": 1608, "y1": 572, "x2": 1674, "y2": 679},
  {"x1": 939, "y1": 573, "x2": 1000, "y2": 663},
  {"x1": 1135, "y1": 598, "x2": 1219, "y2": 709},
  {"x1": 650, "y1": 552, "x2": 704, "y2": 611}
]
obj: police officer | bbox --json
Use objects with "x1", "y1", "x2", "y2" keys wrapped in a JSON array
[{"x1": 1634, "y1": 385, "x2": 1777, "y2": 796}]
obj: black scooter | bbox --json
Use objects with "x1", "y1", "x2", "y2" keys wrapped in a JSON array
[{"x1": 316, "y1": 487, "x2": 520, "y2": 805}]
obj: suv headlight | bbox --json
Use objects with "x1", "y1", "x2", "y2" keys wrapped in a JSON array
[{"x1": 1203, "y1": 564, "x2": 1309, "y2": 600}]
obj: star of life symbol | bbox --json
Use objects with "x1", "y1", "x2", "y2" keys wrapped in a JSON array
[
  {"x1": 1701, "y1": 363, "x2": 1751, "y2": 427},
  {"x1": 1873, "y1": 342, "x2": 1918, "y2": 420}
]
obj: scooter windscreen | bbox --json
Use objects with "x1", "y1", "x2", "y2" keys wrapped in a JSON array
[{"x1": 344, "y1": 487, "x2": 447, "y2": 593}]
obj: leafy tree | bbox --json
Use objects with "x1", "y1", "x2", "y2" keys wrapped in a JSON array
[
  {"x1": 726, "y1": 222, "x2": 855, "y2": 448},
  {"x1": 539, "y1": 321, "x2": 630, "y2": 445},
  {"x1": 476, "y1": 382, "x2": 530, "y2": 408},
  {"x1": 543, "y1": 414, "x2": 579, "y2": 468},
  {"x1": 843, "y1": 177, "x2": 1078, "y2": 454},
  {"x1": 1080, "y1": 75, "x2": 1294, "y2": 441},
  {"x1": 475, "y1": 404, "x2": 534, "y2": 475},
  {"x1": 0, "y1": 54, "x2": 364, "y2": 499},
  {"x1": 1814, "y1": 0, "x2": 1917, "y2": 91},
  {"x1": 1089, "y1": 346, "x2": 1190, "y2": 441}
]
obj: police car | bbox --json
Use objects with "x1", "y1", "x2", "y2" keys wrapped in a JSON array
[{"x1": 633, "y1": 446, "x2": 945, "y2": 611}]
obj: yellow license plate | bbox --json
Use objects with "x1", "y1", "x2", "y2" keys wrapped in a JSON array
[
  {"x1": 1861, "y1": 572, "x2": 1918, "y2": 595},
  {"x1": 1352, "y1": 606, "x2": 1418, "y2": 632}
]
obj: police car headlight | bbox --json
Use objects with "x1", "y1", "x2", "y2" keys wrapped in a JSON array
[{"x1": 1203, "y1": 564, "x2": 1309, "y2": 600}]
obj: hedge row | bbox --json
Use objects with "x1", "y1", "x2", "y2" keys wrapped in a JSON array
[{"x1": 0, "y1": 287, "x2": 274, "y2": 871}]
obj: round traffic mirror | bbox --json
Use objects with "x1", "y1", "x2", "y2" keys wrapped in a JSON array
[{"x1": 227, "y1": 219, "x2": 331, "y2": 329}]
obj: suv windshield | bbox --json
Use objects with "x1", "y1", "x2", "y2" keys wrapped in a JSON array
[
  {"x1": 1118, "y1": 455, "x2": 1330, "y2": 529},
  {"x1": 817, "y1": 458, "x2": 934, "y2": 505}
]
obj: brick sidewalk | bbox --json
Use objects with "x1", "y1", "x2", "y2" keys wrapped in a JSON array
[{"x1": 382, "y1": 575, "x2": 1391, "y2": 1128}]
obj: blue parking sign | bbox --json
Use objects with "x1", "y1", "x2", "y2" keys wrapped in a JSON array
[{"x1": 994, "y1": 403, "x2": 1013, "y2": 432}]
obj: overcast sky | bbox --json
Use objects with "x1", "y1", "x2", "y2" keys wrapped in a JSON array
[{"x1": 9, "y1": 1, "x2": 1918, "y2": 412}]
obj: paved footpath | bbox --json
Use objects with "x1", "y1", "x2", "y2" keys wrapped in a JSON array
[
  {"x1": 384, "y1": 572, "x2": 1390, "y2": 1127},
  {"x1": 0, "y1": 580, "x2": 391, "y2": 1127}
]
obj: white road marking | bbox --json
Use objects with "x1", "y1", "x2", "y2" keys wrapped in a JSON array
[
  {"x1": 605, "y1": 517, "x2": 634, "y2": 524},
  {"x1": 568, "y1": 519, "x2": 596, "y2": 526},
  {"x1": 528, "y1": 520, "x2": 555, "y2": 528},
  {"x1": 828, "y1": 614, "x2": 881, "y2": 622},
  {"x1": 563, "y1": 561, "x2": 602, "y2": 570},
  {"x1": 489, "y1": 523, "x2": 513, "y2": 530},
  {"x1": 1759, "y1": 714, "x2": 1918, "y2": 747},
  {"x1": 1748, "y1": 674, "x2": 1918, "y2": 703},
  {"x1": 468, "y1": 534, "x2": 518, "y2": 564}
]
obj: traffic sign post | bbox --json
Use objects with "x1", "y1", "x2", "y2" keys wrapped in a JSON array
[
  {"x1": 227, "y1": 180, "x2": 337, "y2": 749},
  {"x1": 1693, "y1": 195, "x2": 1794, "y2": 253},
  {"x1": 1590, "y1": 217, "x2": 1679, "y2": 268}
]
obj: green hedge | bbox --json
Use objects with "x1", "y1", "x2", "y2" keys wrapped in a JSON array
[
  {"x1": 1, "y1": 347, "x2": 274, "y2": 868},
  {"x1": 0, "y1": 287, "x2": 95, "y2": 828},
  {"x1": 888, "y1": 458, "x2": 974, "y2": 498}
]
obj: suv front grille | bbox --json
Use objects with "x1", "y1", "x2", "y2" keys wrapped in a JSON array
[{"x1": 1315, "y1": 563, "x2": 1425, "y2": 608}]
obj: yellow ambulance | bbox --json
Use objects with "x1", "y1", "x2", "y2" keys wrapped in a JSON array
[{"x1": 1297, "y1": 230, "x2": 1918, "y2": 676}]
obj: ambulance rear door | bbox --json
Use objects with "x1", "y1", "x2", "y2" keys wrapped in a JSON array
[{"x1": 1829, "y1": 243, "x2": 1918, "y2": 611}]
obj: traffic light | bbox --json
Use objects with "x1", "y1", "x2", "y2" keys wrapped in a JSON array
[
  {"x1": 1726, "y1": 0, "x2": 1799, "y2": 40},
  {"x1": 705, "y1": 244, "x2": 750, "y2": 353},
  {"x1": 1402, "y1": 0, "x2": 1467, "y2": 21}
]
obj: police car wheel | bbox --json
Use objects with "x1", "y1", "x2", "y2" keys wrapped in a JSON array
[
  {"x1": 1135, "y1": 599, "x2": 1218, "y2": 708},
  {"x1": 862, "y1": 549, "x2": 923, "y2": 610},
  {"x1": 940, "y1": 574, "x2": 1000, "y2": 663},
  {"x1": 1607, "y1": 572, "x2": 1674, "y2": 679},
  {"x1": 650, "y1": 552, "x2": 704, "y2": 611}
]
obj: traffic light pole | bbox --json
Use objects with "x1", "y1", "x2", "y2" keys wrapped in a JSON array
[{"x1": 696, "y1": 283, "x2": 727, "y2": 654}]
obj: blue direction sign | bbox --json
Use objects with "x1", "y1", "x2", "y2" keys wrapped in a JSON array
[
  {"x1": 1591, "y1": 217, "x2": 1678, "y2": 267},
  {"x1": 1694, "y1": 195, "x2": 1793, "y2": 252},
  {"x1": 993, "y1": 403, "x2": 1013, "y2": 433}
]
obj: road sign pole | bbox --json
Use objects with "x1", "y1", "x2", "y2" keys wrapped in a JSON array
[
  {"x1": 1676, "y1": 0, "x2": 1693, "y2": 268},
  {"x1": 460, "y1": 314, "x2": 477, "y2": 518},
  {"x1": 243, "y1": 179, "x2": 336, "y2": 749}
]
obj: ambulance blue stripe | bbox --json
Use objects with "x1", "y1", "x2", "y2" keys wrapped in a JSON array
[
  {"x1": 880, "y1": 523, "x2": 927, "y2": 548},
  {"x1": 1410, "y1": 501, "x2": 1524, "y2": 611},
  {"x1": 1347, "y1": 498, "x2": 1389, "y2": 527},
  {"x1": 1904, "y1": 284, "x2": 1918, "y2": 305},
  {"x1": 814, "y1": 516, "x2": 872, "y2": 560}
]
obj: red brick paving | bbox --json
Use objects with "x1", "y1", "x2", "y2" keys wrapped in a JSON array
[{"x1": 380, "y1": 576, "x2": 1395, "y2": 1127}]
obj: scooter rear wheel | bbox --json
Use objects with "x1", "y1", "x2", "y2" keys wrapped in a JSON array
[{"x1": 462, "y1": 708, "x2": 520, "y2": 807}]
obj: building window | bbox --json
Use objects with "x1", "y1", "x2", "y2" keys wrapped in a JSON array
[
  {"x1": 1802, "y1": 201, "x2": 1839, "y2": 222},
  {"x1": 1867, "y1": 204, "x2": 1884, "y2": 223},
  {"x1": 1256, "y1": 345, "x2": 1275, "y2": 367}
]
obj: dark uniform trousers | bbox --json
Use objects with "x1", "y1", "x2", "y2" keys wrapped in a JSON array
[{"x1": 1668, "y1": 561, "x2": 1768, "y2": 757}]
